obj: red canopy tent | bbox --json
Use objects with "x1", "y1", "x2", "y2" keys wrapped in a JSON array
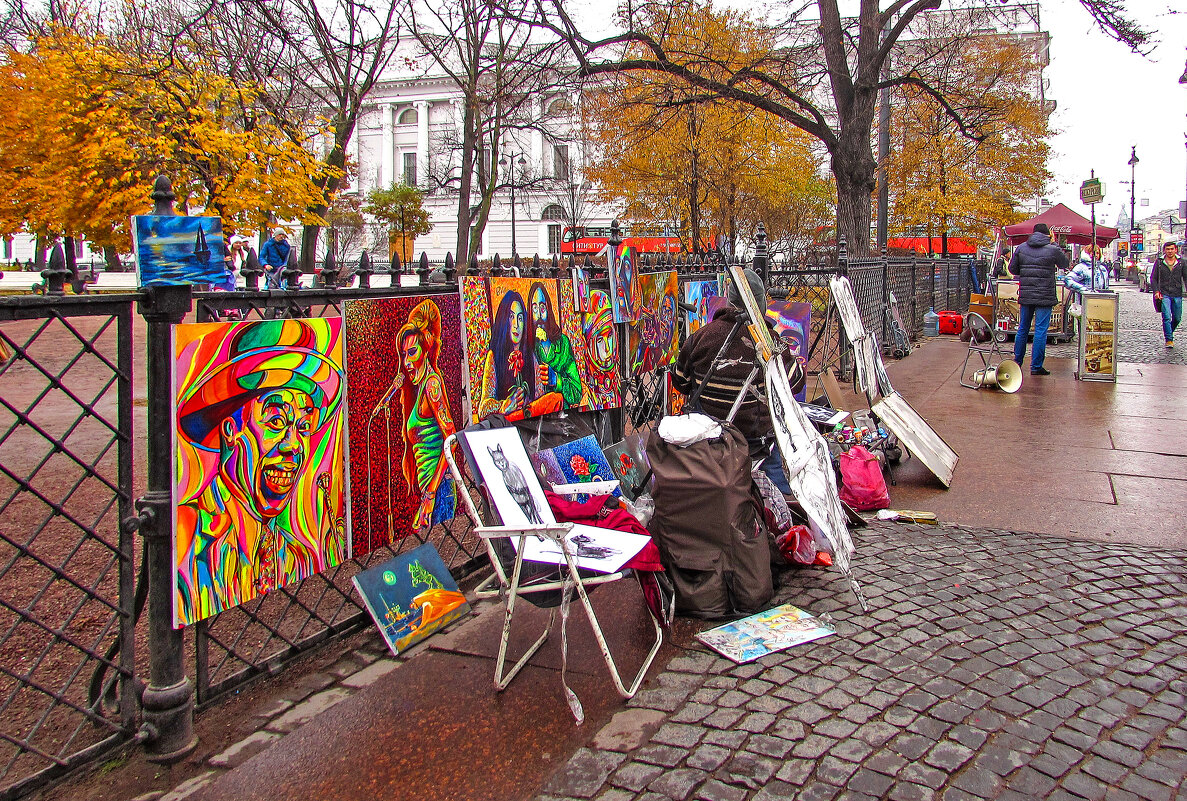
[
  {"x1": 1003, "y1": 203, "x2": 1119, "y2": 248},
  {"x1": 886, "y1": 237, "x2": 977, "y2": 255}
]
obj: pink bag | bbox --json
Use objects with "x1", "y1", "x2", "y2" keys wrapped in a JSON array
[{"x1": 838, "y1": 445, "x2": 890, "y2": 511}]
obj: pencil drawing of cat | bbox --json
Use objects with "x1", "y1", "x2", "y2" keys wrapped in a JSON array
[{"x1": 488, "y1": 444, "x2": 544, "y2": 524}]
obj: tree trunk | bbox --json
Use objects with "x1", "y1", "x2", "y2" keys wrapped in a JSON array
[
  {"x1": 455, "y1": 97, "x2": 477, "y2": 265},
  {"x1": 300, "y1": 134, "x2": 348, "y2": 273},
  {"x1": 830, "y1": 119, "x2": 877, "y2": 257},
  {"x1": 103, "y1": 246, "x2": 122, "y2": 271}
]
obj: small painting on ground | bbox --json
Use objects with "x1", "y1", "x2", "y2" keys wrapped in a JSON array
[
  {"x1": 353, "y1": 542, "x2": 469, "y2": 656},
  {"x1": 695, "y1": 603, "x2": 834, "y2": 663}
]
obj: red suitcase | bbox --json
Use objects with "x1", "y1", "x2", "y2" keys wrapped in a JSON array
[{"x1": 937, "y1": 311, "x2": 963, "y2": 335}]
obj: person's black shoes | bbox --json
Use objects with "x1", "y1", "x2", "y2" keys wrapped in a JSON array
[{"x1": 1030, "y1": 367, "x2": 1051, "y2": 376}]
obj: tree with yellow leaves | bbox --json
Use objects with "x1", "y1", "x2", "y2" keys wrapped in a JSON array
[
  {"x1": 0, "y1": 28, "x2": 335, "y2": 252},
  {"x1": 885, "y1": 36, "x2": 1051, "y2": 250},
  {"x1": 584, "y1": 3, "x2": 832, "y2": 255}
]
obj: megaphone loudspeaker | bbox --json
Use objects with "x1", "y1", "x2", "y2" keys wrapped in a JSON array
[{"x1": 973, "y1": 360, "x2": 1023, "y2": 393}]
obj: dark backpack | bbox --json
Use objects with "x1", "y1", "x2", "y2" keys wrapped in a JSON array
[{"x1": 645, "y1": 422, "x2": 773, "y2": 619}]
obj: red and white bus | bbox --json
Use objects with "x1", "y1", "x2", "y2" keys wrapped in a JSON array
[{"x1": 560, "y1": 224, "x2": 684, "y2": 254}]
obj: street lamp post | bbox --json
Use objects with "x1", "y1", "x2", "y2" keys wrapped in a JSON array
[
  {"x1": 499, "y1": 152, "x2": 528, "y2": 257},
  {"x1": 1128, "y1": 146, "x2": 1139, "y2": 278}
]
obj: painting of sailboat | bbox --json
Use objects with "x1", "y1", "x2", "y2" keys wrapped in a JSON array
[{"x1": 133, "y1": 215, "x2": 226, "y2": 287}]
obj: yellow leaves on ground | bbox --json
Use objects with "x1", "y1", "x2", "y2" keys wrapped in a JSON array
[{"x1": 0, "y1": 28, "x2": 337, "y2": 249}]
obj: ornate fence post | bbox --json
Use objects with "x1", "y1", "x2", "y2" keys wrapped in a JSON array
[
  {"x1": 134, "y1": 175, "x2": 197, "y2": 762},
  {"x1": 41, "y1": 243, "x2": 70, "y2": 296},
  {"x1": 607, "y1": 219, "x2": 622, "y2": 277},
  {"x1": 357, "y1": 250, "x2": 373, "y2": 289},
  {"x1": 241, "y1": 248, "x2": 263, "y2": 291},
  {"x1": 281, "y1": 247, "x2": 302, "y2": 291},
  {"x1": 753, "y1": 222, "x2": 769, "y2": 287},
  {"x1": 320, "y1": 250, "x2": 339, "y2": 288}
]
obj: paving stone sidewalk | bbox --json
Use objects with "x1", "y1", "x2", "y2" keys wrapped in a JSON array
[{"x1": 536, "y1": 523, "x2": 1187, "y2": 801}]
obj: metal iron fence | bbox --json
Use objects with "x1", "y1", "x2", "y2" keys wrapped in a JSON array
[
  {"x1": 0, "y1": 227, "x2": 977, "y2": 797},
  {"x1": 0, "y1": 294, "x2": 136, "y2": 800}
]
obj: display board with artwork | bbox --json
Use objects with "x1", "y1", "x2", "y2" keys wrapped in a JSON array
[
  {"x1": 464, "y1": 427, "x2": 647, "y2": 574},
  {"x1": 462, "y1": 276, "x2": 620, "y2": 423},
  {"x1": 172, "y1": 318, "x2": 349, "y2": 626},
  {"x1": 684, "y1": 278, "x2": 723, "y2": 335},
  {"x1": 352, "y1": 542, "x2": 470, "y2": 656},
  {"x1": 765, "y1": 299, "x2": 811, "y2": 402},
  {"x1": 134, "y1": 215, "x2": 226, "y2": 287},
  {"x1": 626, "y1": 270, "x2": 679, "y2": 375},
  {"x1": 529, "y1": 435, "x2": 619, "y2": 496},
  {"x1": 609, "y1": 243, "x2": 641, "y2": 323},
  {"x1": 344, "y1": 294, "x2": 464, "y2": 558}
]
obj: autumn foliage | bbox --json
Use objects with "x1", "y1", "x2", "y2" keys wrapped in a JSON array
[{"x1": 0, "y1": 28, "x2": 337, "y2": 250}]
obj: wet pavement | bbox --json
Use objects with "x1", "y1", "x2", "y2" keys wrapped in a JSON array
[
  {"x1": 103, "y1": 278, "x2": 1187, "y2": 801},
  {"x1": 536, "y1": 524, "x2": 1187, "y2": 801}
]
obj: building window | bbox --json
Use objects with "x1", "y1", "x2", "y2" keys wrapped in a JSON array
[
  {"x1": 546, "y1": 98, "x2": 573, "y2": 117},
  {"x1": 553, "y1": 145, "x2": 570, "y2": 182},
  {"x1": 398, "y1": 107, "x2": 418, "y2": 125},
  {"x1": 403, "y1": 152, "x2": 417, "y2": 187},
  {"x1": 2, "y1": 238, "x2": 10, "y2": 260},
  {"x1": 548, "y1": 224, "x2": 563, "y2": 254},
  {"x1": 541, "y1": 204, "x2": 568, "y2": 222}
]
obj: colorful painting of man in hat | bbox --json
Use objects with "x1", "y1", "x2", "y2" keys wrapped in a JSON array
[{"x1": 172, "y1": 318, "x2": 348, "y2": 626}]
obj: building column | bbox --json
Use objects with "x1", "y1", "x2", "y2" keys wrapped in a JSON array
[
  {"x1": 379, "y1": 102, "x2": 394, "y2": 189},
  {"x1": 415, "y1": 100, "x2": 430, "y2": 189}
]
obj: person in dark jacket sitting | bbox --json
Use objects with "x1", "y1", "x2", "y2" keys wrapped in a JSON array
[
  {"x1": 1008, "y1": 222, "x2": 1068, "y2": 375},
  {"x1": 672, "y1": 269, "x2": 805, "y2": 494}
]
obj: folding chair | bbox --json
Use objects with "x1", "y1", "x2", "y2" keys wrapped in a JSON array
[{"x1": 443, "y1": 427, "x2": 663, "y2": 717}]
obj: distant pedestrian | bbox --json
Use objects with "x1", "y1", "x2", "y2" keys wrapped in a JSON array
[
  {"x1": 260, "y1": 228, "x2": 291, "y2": 289},
  {"x1": 1008, "y1": 222, "x2": 1068, "y2": 376},
  {"x1": 1063, "y1": 246, "x2": 1109, "y2": 293},
  {"x1": 1151, "y1": 241, "x2": 1184, "y2": 348}
]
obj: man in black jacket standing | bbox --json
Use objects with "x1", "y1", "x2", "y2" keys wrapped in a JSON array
[{"x1": 1008, "y1": 223, "x2": 1069, "y2": 375}]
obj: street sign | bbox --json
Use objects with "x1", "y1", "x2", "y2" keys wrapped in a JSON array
[{"x1": 1080, "y1": 178, "x2": 1104, "y2": 204}]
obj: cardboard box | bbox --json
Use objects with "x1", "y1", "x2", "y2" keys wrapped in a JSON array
[{"x1": 968, "y1": 293, "x2": 993, "y2": 326}]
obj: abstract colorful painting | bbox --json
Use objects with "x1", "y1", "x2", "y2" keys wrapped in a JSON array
[
  {"x1": 765, "y1": 300, "x2": 812, "y2": 401},
  {"x1": 529, "y1": 435, "x2": 619, "y2": 497},
  {"x1": 581, "y1": 289, "x2": 621, "y2": 409},
  {"x1": 627, "y1": 270, "x2": 679, "y2": 375},
  {"x1": 172, "y1": 318, "x2": 348, "y2": 627},
  {"x1": 462, "y1": 276, "x2": 619, "y2": 423},
  {"x1": 604, "y1": 434, "x2": 651, "y2": 501},
  {"x1": 684, "y1": 278, "x2": 724, "y2": 335},
  {"x1": 571, "y1": 266, "x2": 590, "y2": 313},
  {"x1": 609, "y1": 243, "x2": 641, "y2": 323},
  {"x1": 353, "y1": 542, "x2": 469, "y2": 656},
  {"x1": 344, "y1": 294, "x2": 463, "y2": 559},
  {"x1": 134, "y1": 215, "x2": 226, "y2": 287}
]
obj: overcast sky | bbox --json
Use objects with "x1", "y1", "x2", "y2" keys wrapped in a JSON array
[{"x1": 1043, "y1": 1, "x2": 1186, "y2": 226}]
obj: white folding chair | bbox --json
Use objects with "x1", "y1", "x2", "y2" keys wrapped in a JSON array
[{"x1": 443, "y1": 429, "x2": 663, "y2": 712}]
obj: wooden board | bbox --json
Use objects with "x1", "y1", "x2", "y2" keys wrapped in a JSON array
[{"x1": 871, "y1": 392, "x2": 959, "y2": 488}]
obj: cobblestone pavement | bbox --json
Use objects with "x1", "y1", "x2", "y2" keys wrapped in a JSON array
[
  {"x1": 1044, "y1": 282, "x2": 1187, "y2": 365},
  {"x1": 536, "y1": 523, "x2": 1187, "y2": 801}
]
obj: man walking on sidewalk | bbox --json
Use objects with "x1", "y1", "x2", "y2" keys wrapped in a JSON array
[
  {"x1": 1151, "y1": 241, "x2": 1184, "y2": 347},
  {"x1": 1009, "y1": 222, "x2": 1068, "y2": 375}
]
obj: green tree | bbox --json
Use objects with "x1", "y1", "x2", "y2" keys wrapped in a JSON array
[{"x1": 363, "y1": 184, "x2": 433, "y2": 262}]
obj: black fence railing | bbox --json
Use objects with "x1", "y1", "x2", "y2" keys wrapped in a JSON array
[{"x1": 0, "y1": 226, "x2": 977, "y2": 798}]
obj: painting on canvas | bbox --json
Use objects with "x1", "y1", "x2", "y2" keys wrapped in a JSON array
[
  {"x1": 344, "y1": 294, "x2": 464, "y2": 559},
  {"x1": 580, "y1": 289, "x2": 621, "y2": 410},
  {"x1": 462, "y1": 276, "x2": 618, "y2": 423},
  {"x1": 172, "y1": 318, "x2": 348, "y2": 626},
  {"x1": 626, "y1": 270, "x2": 679, "y2": 375},
  {"x1": 603, "y1": 434, "x2": 651, "y2": 501},
  {"x1": 353, "y1": 542, "x2": 469, "y2": 656},
  {"x1": 529, "y1": 435, "x2": 619, "y2": 496},
  {"x1": 684, "y1": 278, "x2": 723, "y2": 334},
  {"x1": 765, "y1": 299, "x2": 811, "y2": 401},
  {"x1": 134, "y1": 215, "x2": 226, "y2": 287},
  {"x1": 609, "y1": 243, "x2": 641, "y2": 323}
]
